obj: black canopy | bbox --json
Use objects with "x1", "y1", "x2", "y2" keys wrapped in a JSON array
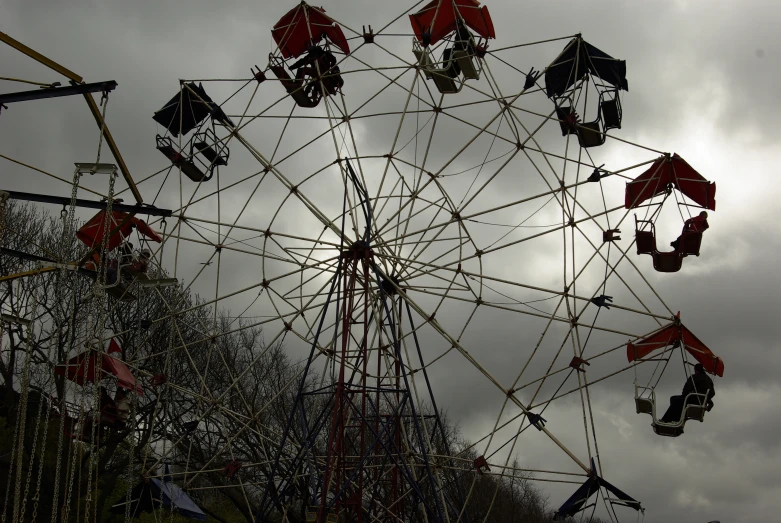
[
  {"x1": 554, "y1": 460, "x2": 641, "y2": 519},
  {"x1": 545, "y1": 38, "x2": 628, "y2": 98},
  {"x1": 152, "y1": 82, "x2": 233, "y2": 137}
]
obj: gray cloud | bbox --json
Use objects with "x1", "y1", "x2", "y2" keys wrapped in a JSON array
[{"x1": 1, "y1": 1, "x2": 779, "y2": 522}]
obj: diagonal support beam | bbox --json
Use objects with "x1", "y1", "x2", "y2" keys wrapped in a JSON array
[{"x1": 0, "y1": 30, "x2": 143, "y2": 204}]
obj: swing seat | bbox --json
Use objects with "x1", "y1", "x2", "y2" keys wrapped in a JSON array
[
  {"x1": 652, "y1": 423, "x2": 684, "y2": 437},
  {"x1": 431, "y1": 70, "x2": 460, "y2": 94},
  {"x1": 156, "y1": 135, "x2": 207, "y2": 182},
  {"x1": 684, "y1": 402, "x2": 706, "y2": 422},
  {"x1": 637, "y1": 386, "x2": 710, "y2": 438},
  {"x1": 634, "y1": 216, "x2": 657, "y2": 254},
  {"x1": 635, "y1": 397, "x2": 654, "y2": 415},
  {"x1": 652, "y1": 252, "x2": 683, "y2": 273},
  {"x1": 179, "y1": 162, "x2": 207, "y2": 183},
  {"x1": 269, "y1": 63, "x2": 321, "y2": 108},
  {"x1": 601, "y1": 90, "x2": 622, "y2": 131},
  {"x1": 413, "y1": 45, "x2": 462, "y2": 94},
  {"x1": 636, "y1": 230, "x2": 656, "y2": 254},
  {"x1": 156, "y1": 137, "x2": 185, "y2": 165},
  {"x1": 194, "y1": 141, "x2": 228, "y2": 167},
  {"x1": 577, "y1": 120, "x2": 606, "y2": 148}
]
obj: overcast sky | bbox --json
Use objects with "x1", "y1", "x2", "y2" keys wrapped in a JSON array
[{"x1": 2, "y1": 1, "x2": 780, "y2": 522}]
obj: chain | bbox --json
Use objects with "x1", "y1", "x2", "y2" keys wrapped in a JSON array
[
  {"x1": 94, "y1": 91, "x2": 110, "y2": 165},
  {"x1": 0, "y1": 190, "x2": 9, "y2": 246},
  {"x1": 52, "y1": 165, "x2": 84, "y2": 523},
  {"x1": 74, "y1": 436, "x2": 83, "y2": 523},
  {"x1": 50, "y1": 255, "x2": 80, "y2": 523},
  {"x1": 63, "y1": 168, "x2": 82, "y2": 255},
  {"x1": 11, "y1": 275, "x2": 40, "y2": 523},
  {"x1": 19, "y1": 379, "x2": 44, "y2": 523},
  {"x1": 30, "y1": 288, "x2": 60, "y2": 521},
  {"x1": 83, "y1": 170, "x2": 116, "y2": 522},
  {"x1": 158, "y1": 218, "x2": 168, "y2": 268},
  {"x1": 20, "y1": 273, "x2": 56, "y2": 522},
  {"x1": 1, "y1": 356, "x2": 20, "y2": 523},
  {"x1": 60, "y1": 403, "x2": 82, "y2": 523},
  {"x1": 19, "y1": 320, "x2": 47, "y2": 522},
  {"x1": 123, "y1": 295, "x2": 144, "y2": 523},
  {"x1": 123, "y1": 398, "x2": 138, "y2": 523}
]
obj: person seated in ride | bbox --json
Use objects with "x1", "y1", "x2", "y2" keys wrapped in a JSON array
[
  {"x1": 291, "y1": 45, "x2": 336, "y2": 74},
  {"x1": 96, "y1": 385, "x2": 117, "y2": 425},
  {"x1": 454, "y1": 18, "x2": 476, "y2": 55},
  {"x1": 127, "y1": 249, "x2": 152, "y2": 275},
  {"x1": 291, "y1": 44, "x2": 341, "y2": 93},
  {"x1": 119, "y1": 241, "x2": 134, "y2": 266},
  {"x1": 290, "y1": 44, "x2": 326, "y2": 70},
  {"x1": 671, "y1": 211, "x2": 709, "y2": 251},
  {"x1": 84, "y1": 251, "x2": 101, "y2": 272},
  {"x1": 114, "y1": 387, "x2": 132, "y2": 426},
  {"x1": 106, "y1": 257, "x2": 119, "y2": 284},
  {"x1": 660, "y1": 363, "x2": 715, "y2": 423}
]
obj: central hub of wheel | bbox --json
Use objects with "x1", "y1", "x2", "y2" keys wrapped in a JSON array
[{"x1": 340, "y1": 240, "x2": 373, "y2": 259}]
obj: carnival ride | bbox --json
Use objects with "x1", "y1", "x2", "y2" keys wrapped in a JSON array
[{"x1": 0, "y1": 1, "x2": 725, "y2": 521}]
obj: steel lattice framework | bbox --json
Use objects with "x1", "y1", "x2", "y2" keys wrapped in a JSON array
[{"x1": 0, "y1": 2, "x2": 721, "y2": 522}]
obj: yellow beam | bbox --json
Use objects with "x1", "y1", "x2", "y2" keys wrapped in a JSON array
[
  {"x1": 0, "y1": 30, "x2": 143, "y2": 204},
  {"x1": 0, "y1": 267, "x2": 56, "y2": 283}
]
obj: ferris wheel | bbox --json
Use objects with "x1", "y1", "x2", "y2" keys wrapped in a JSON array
[{"x1": 0, "y1": 1, "x2": 724, "y2": 522}]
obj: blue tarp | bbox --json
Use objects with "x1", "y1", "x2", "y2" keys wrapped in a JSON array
[
  {"x1": 150, "y1": 477, "x2": 207, "y2": 521},
  {"x1": 111, "y1": 465, "x2": 207, "y2": 520}
]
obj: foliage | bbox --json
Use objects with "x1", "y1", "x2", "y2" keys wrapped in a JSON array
[{"x1": 0, "y1": 203, "x2": 581, "y2": 522}]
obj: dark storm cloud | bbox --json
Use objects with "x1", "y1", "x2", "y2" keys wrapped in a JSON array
[{"x1": 1, "y1": 2, "x2": 779, "y2": 523}]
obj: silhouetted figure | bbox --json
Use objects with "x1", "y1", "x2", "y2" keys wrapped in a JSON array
[
  {"x1": 661, "y1": 363, "x2": 715, "y2": 423},
  {"x1": 128, "y1": 249, "x2": 152, "y2": 275},
  {"x1": 671, "y1": 211, "x2": 709, "y2": 251}
]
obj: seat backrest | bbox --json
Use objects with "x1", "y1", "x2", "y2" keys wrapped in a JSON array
[
  {"x1": 685, "y1": 405, "x2": 705, "y2": 421},
  {"x1": 412, "y1": 49, "x2": 434, "y2": 81},
  {"x1": 577, "y1": 120, "x2": 605, "y2": 148},
  {"x1": 453, "y1": 49, "x2": 480, "y2": 80},
  {"x1": 431, "y1": 72, "x2": 460, "y2": 94},
  {"x1": 601, "y1": 91, "x2": 622, "y2": 130},
  {"x1": 268, "y1": 64, "x2": 294, "y2": 84},
  {"x1": 635, "y1": 230, "x2": 656, "y2": 254},
  {"x1": 683, "y1": 391, "x2": 708, "y2": 421},
  {"x1": 635, "y1": 397, "x2": 654, "y2": 415},
  {"x1": 678, "y1": 231, "x2": 702, "y2": 256}
]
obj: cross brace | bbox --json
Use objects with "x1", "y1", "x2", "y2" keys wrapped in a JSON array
[
  {"x1": 0, "y1": 80, "x2": 117, "y2": 105},
  {"x1": 4, "y1": 190, "x2": 172, "y2": 217}
]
